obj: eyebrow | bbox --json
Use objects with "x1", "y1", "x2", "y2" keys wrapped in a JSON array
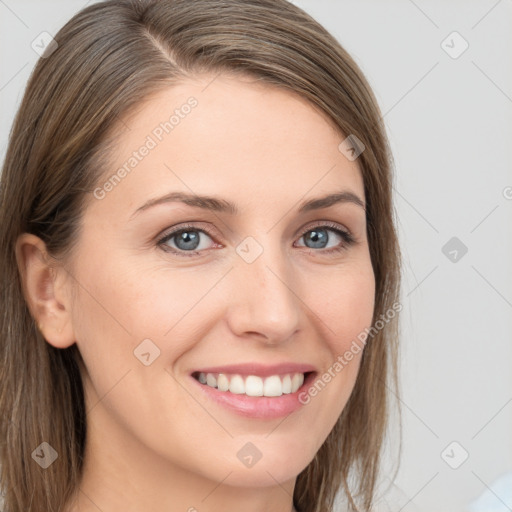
[{"x1": 130, "y1": 190, "x2": 365, "y2": 219}]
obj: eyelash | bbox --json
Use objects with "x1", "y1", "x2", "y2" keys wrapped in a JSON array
[{"x1": 157, "y1": 221, "x2": 356, "y2": 258}]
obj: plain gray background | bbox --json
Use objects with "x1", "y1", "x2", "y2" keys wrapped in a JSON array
[{"x1": 1, "y1": 1, "x2": 511, "y2": 511}]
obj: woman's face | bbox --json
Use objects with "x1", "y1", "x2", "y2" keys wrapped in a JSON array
[{"x1": 64, "y1": 74, "x2": 375, "y2": 492}]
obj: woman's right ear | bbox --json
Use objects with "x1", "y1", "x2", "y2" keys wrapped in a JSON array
[{"x1": 15, "y1": 233, "x2": 76, "y2": 348}]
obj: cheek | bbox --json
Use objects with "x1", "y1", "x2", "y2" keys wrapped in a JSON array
[
  {"x1": 71, "y1": 251, "x2": 208, "y2": 343},
  {"x1": 313, "y1": 260, "x2": 376, "y2": 353},
  {"x1": 69, "y1": 252, "x2": 230, "y2": 418},
  {"x1": 295, "y1": 260, "x2": 375, "y2": 429}
]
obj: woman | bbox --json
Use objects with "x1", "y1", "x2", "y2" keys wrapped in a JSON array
[{"x1": 0, "y1": 1, "x2": 401, "y2": 511}]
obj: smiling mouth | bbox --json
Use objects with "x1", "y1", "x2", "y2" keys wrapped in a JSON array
[{"x1": 191, "y1": 371, "x2": 314, "y2": 397}]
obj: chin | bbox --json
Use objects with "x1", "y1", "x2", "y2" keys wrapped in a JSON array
[
  {"x1": 221, "y1": 460, "x2": 304, "y2": 488},
  {"x1": 228, "y1": 443, "x2": 315, "y2": 487}
]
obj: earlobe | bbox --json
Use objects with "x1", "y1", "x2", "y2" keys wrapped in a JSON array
[{"x1": 15, "y1": 233, "x2": 76, "y2": 349}]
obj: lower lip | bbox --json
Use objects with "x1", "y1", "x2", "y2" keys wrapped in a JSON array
[{"x1": 190, "y1": 372, "x2": 316, "y2": 419}]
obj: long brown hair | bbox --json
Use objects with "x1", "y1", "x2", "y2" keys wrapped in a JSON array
[{"x1": 0, "y1": 1, "x2": 401, "y2": 510}]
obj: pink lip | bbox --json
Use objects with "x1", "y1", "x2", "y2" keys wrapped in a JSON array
[
  {"x1": 189, "y1": 367, "x2": 317, "y2": 420},
  {"x1": 190, "y1": 362, "x2": 317, "y2": 377}
]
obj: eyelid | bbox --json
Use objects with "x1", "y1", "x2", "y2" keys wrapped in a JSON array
[
  {"x1": 297, "y1": 220, "x2": 351, "y2": 238},
  {"x1": 157, "y1": 222, "x2": 219, "y2": 250},
  {"x1": 157, "y1": 220, "x2": 357, "y2": 256}
]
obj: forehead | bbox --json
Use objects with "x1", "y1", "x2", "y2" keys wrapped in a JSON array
[{"x1": 90, "y1": 73, "x2": 365, "y2": 218}]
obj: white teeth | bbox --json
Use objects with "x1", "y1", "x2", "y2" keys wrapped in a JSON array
[
  {"x1": 206, "y1": 373, "x2": 217, "y2": 387},
  {"x1": 282, "y1": 374, "x2": 292, "y2": 394},
  {"x1": 229, "y1": 374, "x2": 245, "y2": 394},
  {"x1": 245, "y1": 376, "x2": 264, "y2": 396},
  {"x1": 291, "y1": 373, "x2": 304, "y2": 393},
  {"x1": 196, "y1": 372, "x2": 307, "y2": 397},
  {"x1": 263, "y1": 375, "x2": 282, "y2": 397},
  {"x1": 217, "y1": 373, "x2": 229, "y2": 392}
]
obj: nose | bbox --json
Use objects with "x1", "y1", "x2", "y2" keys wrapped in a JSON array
[{"x1": 225, "y1": 241, "x2": 301, "y2": 345}]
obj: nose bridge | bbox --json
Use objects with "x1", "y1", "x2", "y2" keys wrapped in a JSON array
[{"x1": 228, "y1": 235, "x2": 301, "y2": 342}]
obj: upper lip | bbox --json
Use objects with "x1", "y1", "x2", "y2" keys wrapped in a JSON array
[{"x1": 191, "y1": 363, "x2": 317, "y2": 377}]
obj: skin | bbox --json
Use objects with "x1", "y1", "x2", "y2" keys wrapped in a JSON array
[{"x1": 16, "y1": 73, "x2": 375, "y2": 512}]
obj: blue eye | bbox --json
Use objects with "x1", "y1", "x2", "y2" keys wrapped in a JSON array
[
  {"x1": 158, "y1": 224, "x2": 215, "y2": 255},
  {"x1": 296, "y1": 224, "x2": 355, "y2": 252},
  {"x1": 157, "y1": 222, "x2": 356, "y2": 257}
]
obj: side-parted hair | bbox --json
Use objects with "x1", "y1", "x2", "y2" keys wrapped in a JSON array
[{"x1": 0, "y1": 1, "x2": 401, "y2": 511}]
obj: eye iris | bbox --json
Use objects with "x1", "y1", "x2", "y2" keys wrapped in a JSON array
[
  {"x1": 305, "y1": 228, "x2": 328, "y2": 249},
  {"x1": 175, "y1": 230, "x2": 200, "y2": 250},
  {"x1": 165, "y1": 226, "x2": 340, "y2": 253}
]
